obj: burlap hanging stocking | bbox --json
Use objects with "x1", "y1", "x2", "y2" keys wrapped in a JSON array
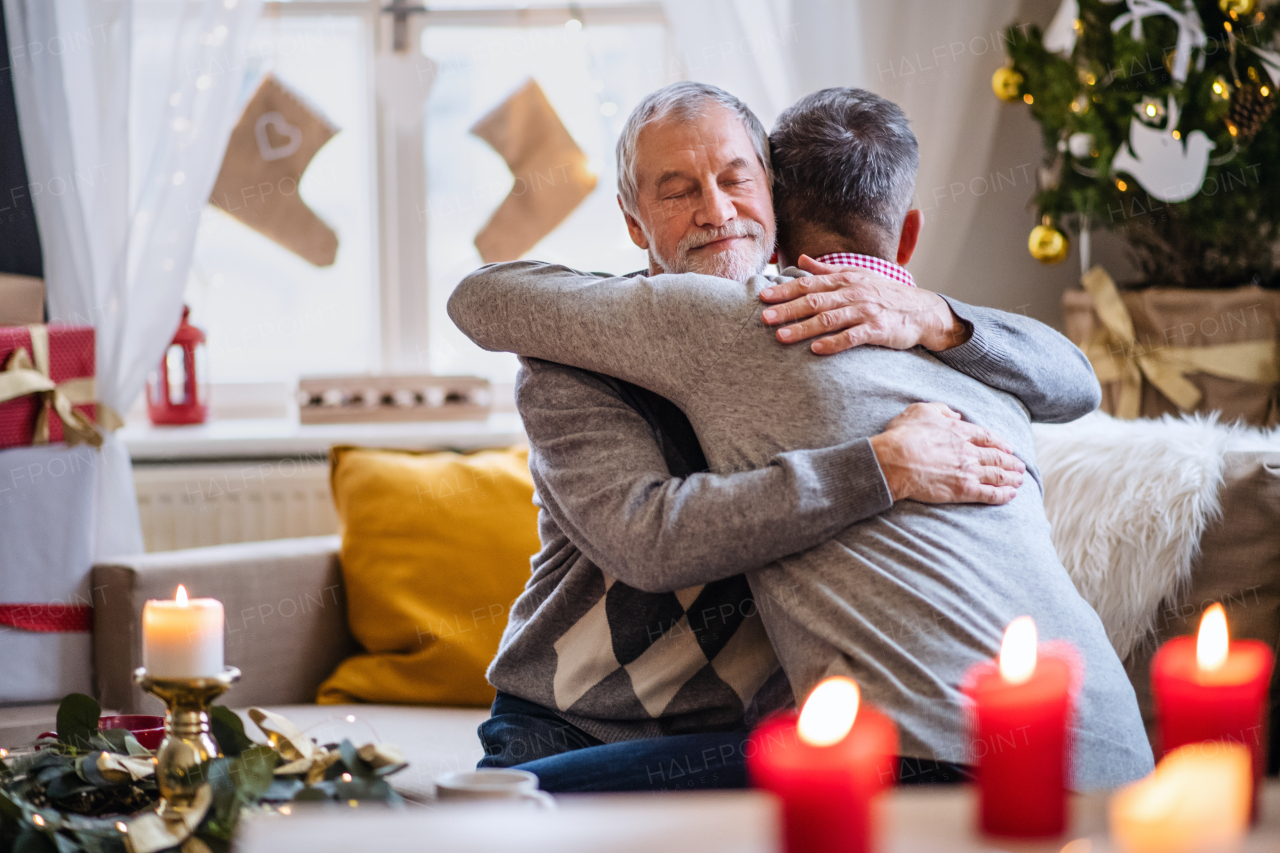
[
  {"x1": 470, "y1": 78, "x2": 597, "y2": 263},
  {"x1": 209, "y1": 73, "x2": 340, "y2": 267}
]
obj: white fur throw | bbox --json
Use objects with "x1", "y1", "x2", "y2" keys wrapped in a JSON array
[{"x1": 1033, "y1": 412, "x2": 1279, "y2": 661}]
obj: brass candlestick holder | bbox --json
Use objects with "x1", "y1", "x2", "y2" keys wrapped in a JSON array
[{"x1": 134, "y1": 666, "x2": 241, "y2": 816}]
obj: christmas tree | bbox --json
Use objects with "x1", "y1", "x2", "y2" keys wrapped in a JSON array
[{"x1": 1000, "y1": 0, "x2": 1280, "y2": 288}]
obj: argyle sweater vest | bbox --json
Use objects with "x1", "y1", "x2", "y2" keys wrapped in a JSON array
[{"x1": 487, "y1": 368, "x2": 793, "y2": 744}]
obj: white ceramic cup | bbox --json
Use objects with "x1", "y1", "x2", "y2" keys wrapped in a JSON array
[{"x1": 434, "y1": 769, "x2": 555, "y2": 809}]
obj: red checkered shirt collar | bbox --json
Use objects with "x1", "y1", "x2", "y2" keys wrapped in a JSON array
[{"x1": 813, "y1": 253, "x2": 916, "y2": 288}]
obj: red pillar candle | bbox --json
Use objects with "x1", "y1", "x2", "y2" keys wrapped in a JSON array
[
  {"x1": 748, "y1": 677, "x2": 898, "y2": 853},
  {"x1": 1151, "y1": 603, "x2": 1274, "y2": 820},
  {"x1": 962, "y1": 616, "x2": 1077, "y2": 838}
]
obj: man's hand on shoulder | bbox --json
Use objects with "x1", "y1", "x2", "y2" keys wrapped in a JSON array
[
  {"x1": 868, "y1": 402, "x2": 1025, "y2": 506},
  {"x1": 759, "y1": 255, "x2": 971, "y2": 354}
]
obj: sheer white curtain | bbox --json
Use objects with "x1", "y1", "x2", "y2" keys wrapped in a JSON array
[
  {"x1": 659, "y1": 0, "x2": 800, "y2": 128},
  {"x1": 662, "y1": 0, "x2": 1017, "y2": 292},
  {"x1": 3, "y1": 0, "x2": 263, "y2": 558}
]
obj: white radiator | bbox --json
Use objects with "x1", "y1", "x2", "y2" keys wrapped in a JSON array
[{"x1": 133, "y1": 456, "x2": 337, "y2": 552}]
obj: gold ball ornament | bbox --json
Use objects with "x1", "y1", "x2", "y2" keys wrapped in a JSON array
[
  {"x1": 1028, "y1": 221, "x2": 1070, "y2": 264},
  {"x1": 1219, "y1": 0, "x2": 1256, "y2": 17},
  {"x1": 992, "y1": 67, "x2": 1024, "y2": 102}
]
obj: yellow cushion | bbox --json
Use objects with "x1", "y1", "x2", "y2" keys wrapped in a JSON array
[{"x1": 318, "y1": 445, "x2": 539, "y2": 707}]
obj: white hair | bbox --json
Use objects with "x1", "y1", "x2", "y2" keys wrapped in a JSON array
[{"x1": 615, "y1": 81, "x2": 772, "y2": 215}]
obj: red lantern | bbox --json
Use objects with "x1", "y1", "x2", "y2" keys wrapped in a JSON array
[{"x1": 146, "y1": 306, "x2": 209, "y2": 425}]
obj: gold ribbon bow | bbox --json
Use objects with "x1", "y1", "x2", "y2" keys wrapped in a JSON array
[
  {"x1": 248, "y1": 706, "x2": 342, "y2": 784},
  {"x1": 246, "y1": 707, "x2": 407, "y2": 784},
  {"x1": 0, "y1": 324, "x2": 115, "y2": 447},
  {"x1": 1080, "y1": 267, "x2": 1280, "y2": 419}
]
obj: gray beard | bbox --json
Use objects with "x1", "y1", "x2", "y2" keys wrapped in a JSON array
[
  {"x1": 648, "y1": 225, "x2": 773, "y2": 282},
  {"x1": 660, "y1": 244, "x2": 770, "y2": 281}
]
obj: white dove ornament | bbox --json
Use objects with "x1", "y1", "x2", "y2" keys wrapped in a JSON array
[{"x1": 1112, "y1": 97, "x2": 1214, "y2": 203}]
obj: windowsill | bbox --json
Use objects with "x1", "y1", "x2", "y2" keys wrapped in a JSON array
[{"x1": 123, "y1": 412, "x2": 526, "y2": 462}]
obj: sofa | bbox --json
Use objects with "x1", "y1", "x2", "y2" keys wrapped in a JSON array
[
  {"x1": 1, "y1": 421, "x2": 1276, "y2": 799},
  {"x1": 89, "y1": 535, "x2": 488, "y2": 800},
  {"x1": 94, "y1": 454, "x2": 1280, "y2": 792}
]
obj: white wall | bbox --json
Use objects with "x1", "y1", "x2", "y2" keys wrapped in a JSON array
[{"x1": 787, "y1": 0, "x2": 1141, "y2": 329}]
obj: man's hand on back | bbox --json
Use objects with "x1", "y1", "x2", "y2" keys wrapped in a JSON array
[
  {"x1": 760, "y1": 255, "x2": 971, "y2": 354},
  {"x1": 868, "y1": 403, "x2": 1025, "y2": 506}
]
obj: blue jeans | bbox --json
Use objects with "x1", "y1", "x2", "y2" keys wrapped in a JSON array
[
  {"x1": 477, "y1": 691, "x2": 605, "y2": 769},
  {"x1": 477, "y1": 692, "x2": 973, "y2": 793},
  {"x1": 477, "y1": 692, "x2": 748, "y2": 792}
]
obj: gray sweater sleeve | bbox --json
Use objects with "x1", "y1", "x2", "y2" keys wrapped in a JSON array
[
  {"x1": 519, "y1": 359, "x2": 891, "y2": 592},
  {"x1": 933, "y1": 296, "x2": 1102, "y2": 423},
  {"x1": 452, "y1": 262, "x2": 1102, "y2": 425},
  {"x1": 449, "y1": 261, "x2": 747, "y2": 405}
]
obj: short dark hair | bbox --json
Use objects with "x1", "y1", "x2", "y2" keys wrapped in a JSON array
[{"x1": 770, "y1": 88, "x2": 918, "y2": 259}]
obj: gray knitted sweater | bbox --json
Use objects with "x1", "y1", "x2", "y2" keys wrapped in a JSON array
[{"x1": 449, "y1": 262, "x2": 1154, "y2": 790}]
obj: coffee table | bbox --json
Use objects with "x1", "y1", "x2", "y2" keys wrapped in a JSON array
[{"x1": 233, "y1": 781, "x2": 1280, "y2": 852}]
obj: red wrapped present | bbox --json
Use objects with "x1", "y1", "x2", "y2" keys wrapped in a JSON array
[{"x1": 0, "y1": 324, "x2": 100, "y2": 449}]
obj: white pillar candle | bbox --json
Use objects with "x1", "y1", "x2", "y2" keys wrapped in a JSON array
[
  {"x1": 1108, "y1": 742, "x2": 1250, "y2": 853},
  {"x1": 142, "y1": 585, "x2": 225, "y2": 678}
]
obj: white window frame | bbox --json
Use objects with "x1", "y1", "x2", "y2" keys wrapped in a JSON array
[{"x1": 253, "y1": 0, "x2": 667, "y2": 381}]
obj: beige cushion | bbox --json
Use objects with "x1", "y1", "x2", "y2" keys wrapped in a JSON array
[
  {"x1": 234, "y1": 703, "x2": 488, "y2": 800},
  {"x1": 1125, "y1": 450, "x2": 1280, "y2": 764},
  {"x1": 92, "y1": 536, "x2": 356, "y2": 713}
]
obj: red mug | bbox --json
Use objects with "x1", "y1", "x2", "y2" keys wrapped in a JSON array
[{"x1": 40, "y1": 714, "x2": 166, "y2": 751}]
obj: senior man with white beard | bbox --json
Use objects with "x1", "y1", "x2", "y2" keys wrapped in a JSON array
[{"x1": 459, "y1": 82, "x2": 1106, "y2": 792}]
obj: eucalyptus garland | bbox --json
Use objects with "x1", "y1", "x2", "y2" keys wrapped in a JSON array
[{"x1": 0, "y1": 694, "x2": 407, "y2": 853}]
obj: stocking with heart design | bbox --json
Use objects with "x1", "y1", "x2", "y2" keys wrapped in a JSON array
[{"x1": 209, "y1": 73, "x2": 340, "y2": 266}]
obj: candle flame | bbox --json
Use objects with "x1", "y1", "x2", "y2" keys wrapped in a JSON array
[
  {"x1": 999, "y1": 616, "x2": 1037, "y2": 685},
  {"x1": 175, "y1": 585, "x2": 189, "y2": 607},
  {"x1": 797, "y1": 676, "x2": 860, "y2": 747},
  {"x1": 1196, "y1": 603, "x2": 1228, "y2": 672}
]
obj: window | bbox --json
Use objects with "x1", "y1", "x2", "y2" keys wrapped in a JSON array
[
  {"x1": 186, "y1": 14, "x2": 375, "y2": 385},
  {"x1": 423, "y1": 21, "x2": 669, "y2": 381},
  {"x1": 181, "y1": 1, "x2": 670, "y2": 396}
]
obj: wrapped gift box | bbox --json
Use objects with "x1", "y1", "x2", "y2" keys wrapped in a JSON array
[
  {"x1": 0, "y1": 324, "x2": 96, "y2": 449},
  {"x1": 1063, "y1": 272, "x2": 1280, "y2": 427},
  {"x1": 0, "y1": 444, "x2": 98, "y2": 702}
]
